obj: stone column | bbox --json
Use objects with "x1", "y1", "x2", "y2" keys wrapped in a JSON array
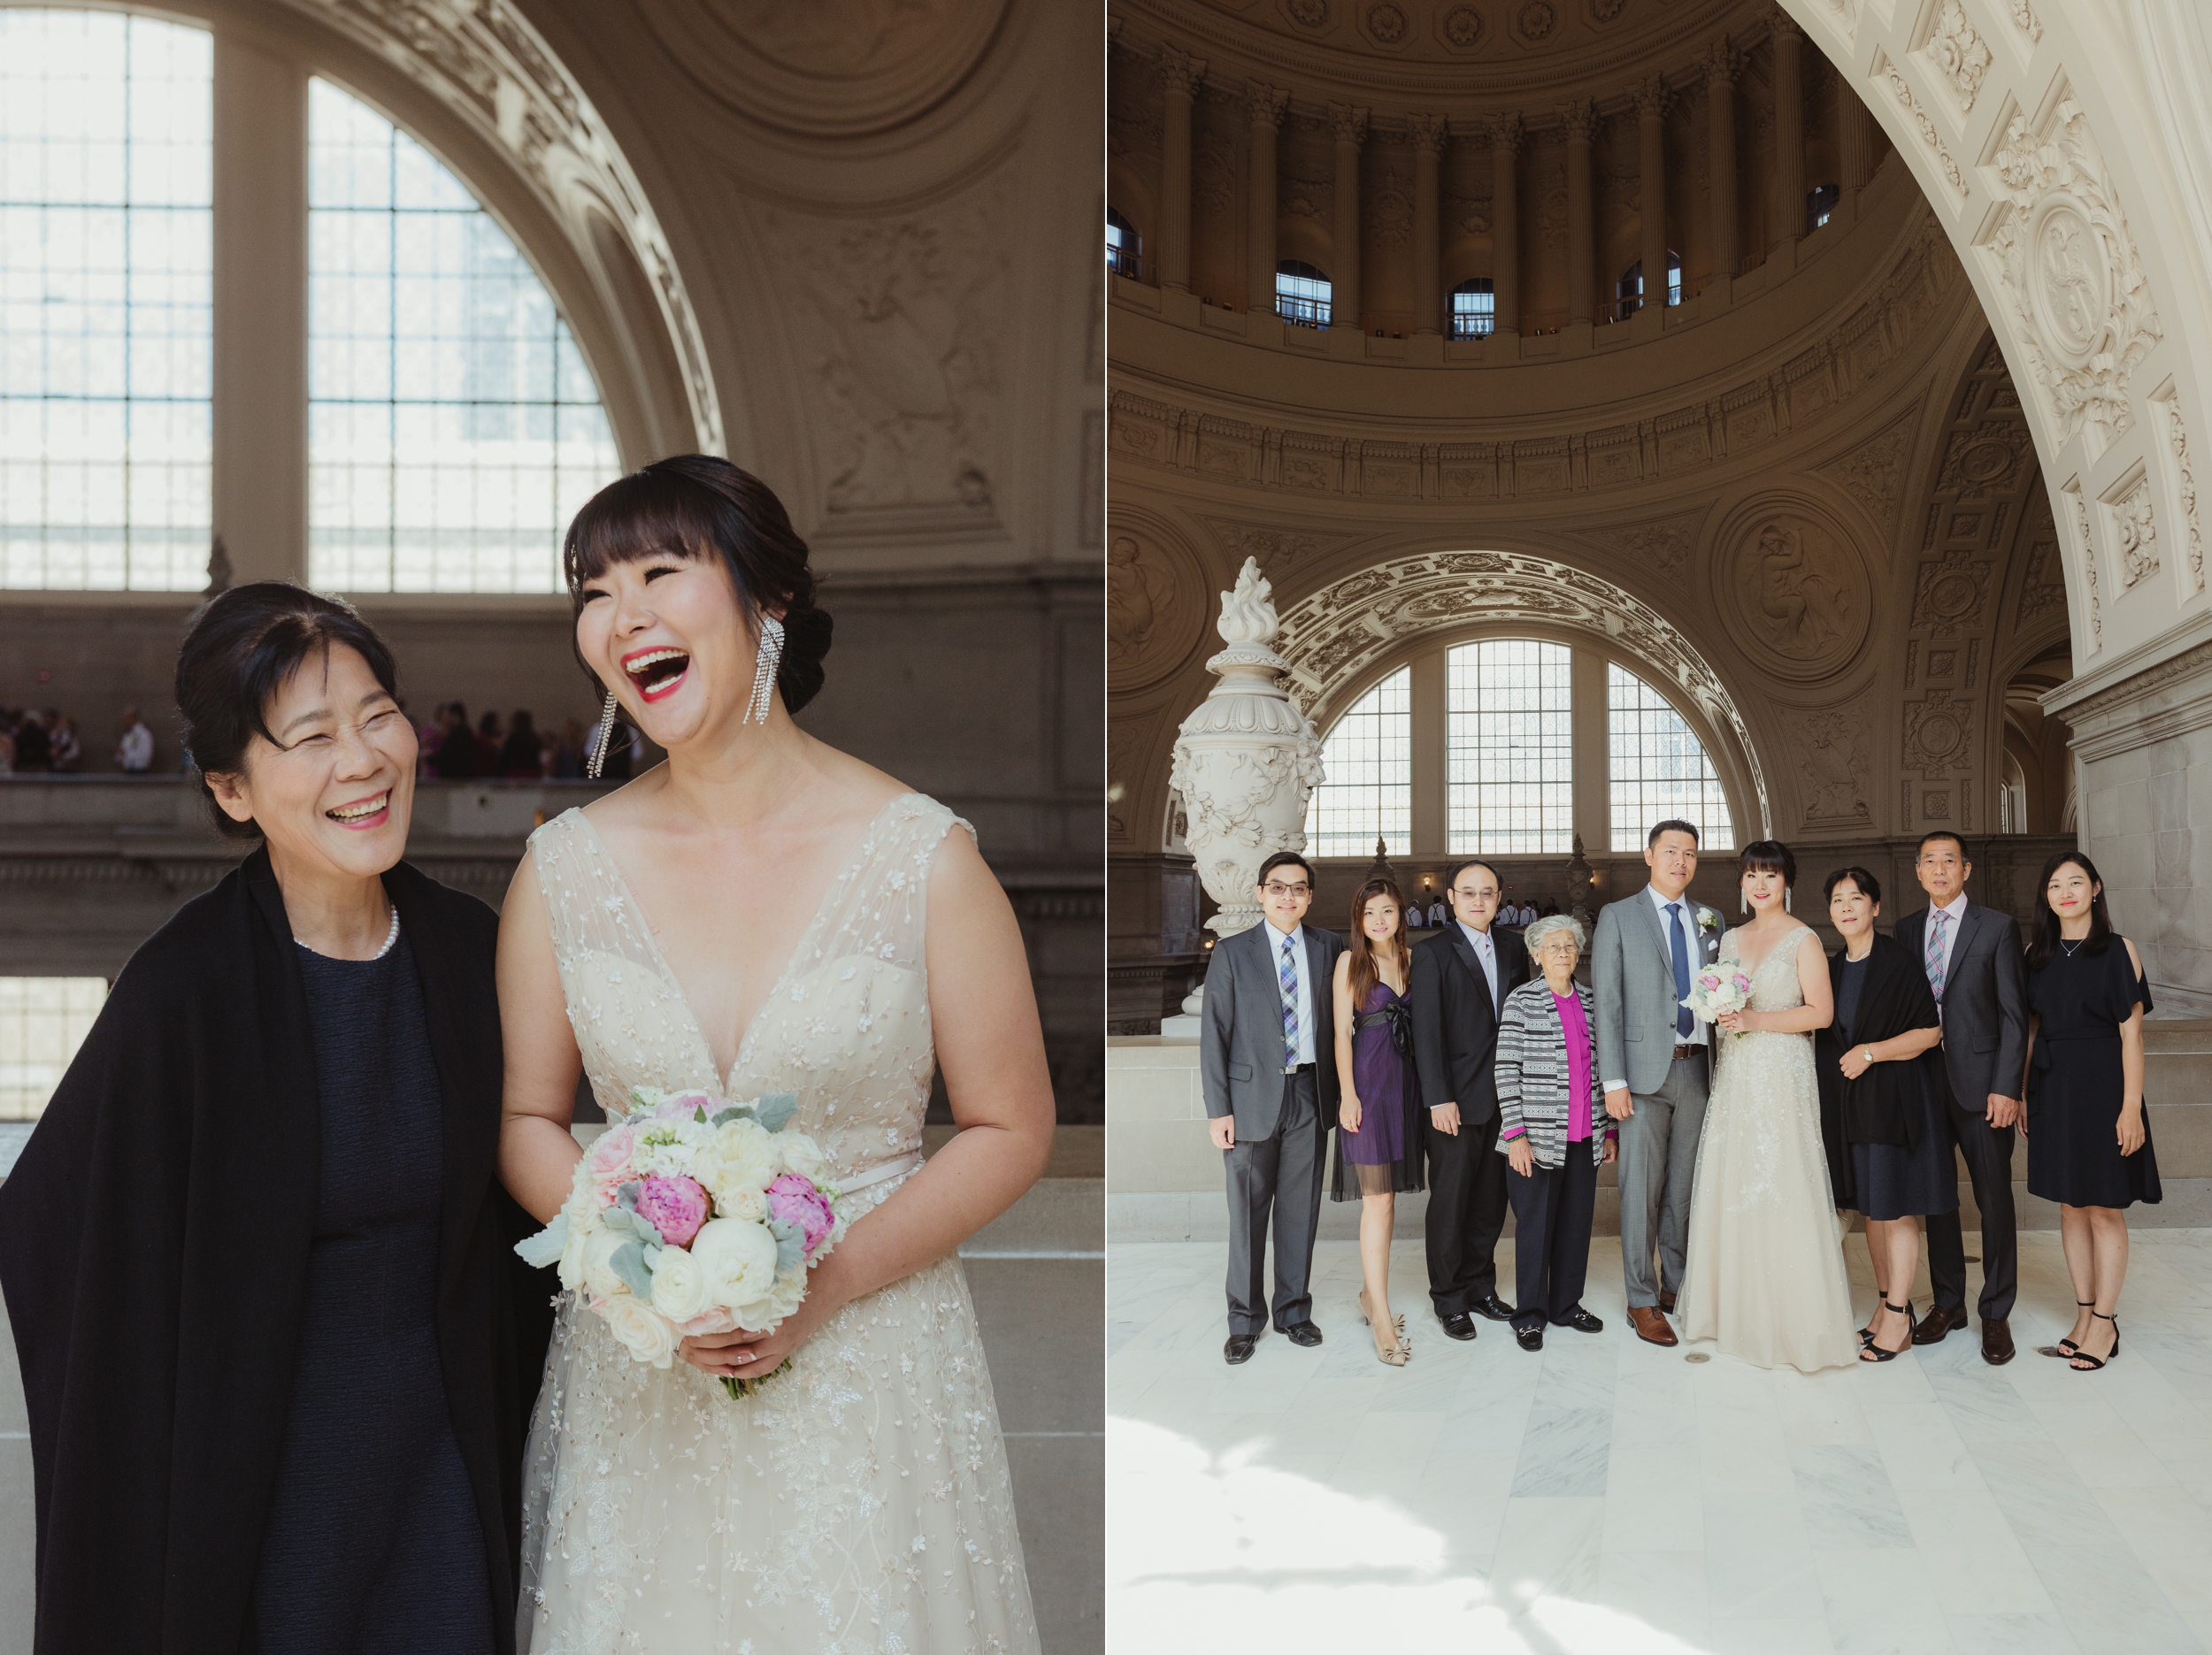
[
  {"x1": 1563, "y1": 99, "x2": 1598, "y2": 327},
  {"x1": 1157, "y1": 46, "x2": 1205, "y2": 293},
  {"x1": 1703, "y1": 39, "x2": 1741, "y2": 281},
  {"x1": 1330, "y1": 103, "x2": 1368, "y2": 331},
  {"x1": 1770, "y1": 11, "x2": 1804, "y2": 253},
  {"x1": 1490, "y1": 112, "x2": 1522, "y2": 340},
  {"x1": 212, "y1": 36, "x2": 308, "y2": 584},
  {"x1": 1634, "y1": 78, "x2": 1673, "y2": 314},
  {"x1": 1409, "y1": 650, "x2": 1446, "y2": 853},
  {"x1": 1571, "y1": 645, "x2": 1612, "y2": 855},
  {"x1": 1246, "y1": 83, "x2": 1287, "y2": 314},
  {"x1": 1409, "y1": 113, "x2": 1446, "y2": 335},
  {"x1": 1839, "y1": 77, "x2": 1878, "y2": 196}
]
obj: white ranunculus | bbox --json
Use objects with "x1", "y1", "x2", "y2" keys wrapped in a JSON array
[
  {"x1": 716, "y1": 1187, "x2": 768, "y2": 1225},
  {"x1": 600, "y1": 1294, "x2": 676, "y2": 1368},
  {"x1": 648, "y1": 1244, "x2": 713, "y2": 1322},
  {"x1": 776, "y1": 1131, "x2": 827, "y2": 1181},
  {"x1": 688, "y1": 1217, "x2": 780, "y2": 1308},
  {"x1": 695, "y1": 1119, "x2": 779, "y2": 1211},
  {"x1": 580, "y1": 1228, "x2": 629, "y2": 1300}
]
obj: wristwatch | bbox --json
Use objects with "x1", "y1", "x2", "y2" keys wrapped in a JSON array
[{"x1": 1862, "y1": 1047, "x2": 1877, "y2": 1066}]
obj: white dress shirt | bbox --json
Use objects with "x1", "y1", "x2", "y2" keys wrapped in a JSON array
[
  {"x1": 1264, "y1": 920, "x2": 1317, "y2": 1069},
  {"x1": 116, "y1": 723, "x2": 153, "y2": 772},
  {"x1": 1457, "y1": 918, "x2": 1502, "y2": 1011},
  {"x1": 1924, "y1": 892, "x2": 1970, "y2": 992},
  {"x1": 1601, "y1": 885, "x2": 1709, "y2": 1094}
]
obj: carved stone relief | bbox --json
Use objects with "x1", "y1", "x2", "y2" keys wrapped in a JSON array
[
  {"x1": 1572, "y1": 510, "x2": 1707, "y2": 573},
  {"x1": 2008, "y1": 1, "x2": 2043, "y2": 44},
  {"x1": 1879, "y1": 55, "x2": 1966, "y2": 201},
  {"x1": 1911, "y1": 548, "x2": 1994, "y2": 633},
  {"x1": 2070, "y1": 487, "x2": 2103, "y2": 652},
  {"x1": 1986, "y1": 98, "x2": 2162, "y2": 453},
  {"x1": 1109, "y1": 528, "x2": 1208, "y2": 693},
  {"x1": 1902, "y1": 688, "x2": 1975, "y2": 778},
  {"x1": 1817, "y1": 417, "x2": 1916, "y2": 530},
  {"x1": 1713, "y1": 509, "x2": 1871, "y2": 678},
  {"x1": 1440, "y1": 5, "x2": 1485, "y2": 49},
  {"x1": 1937, "y1": 419, "x2": 2035, "y2": 496},
  {"x1": 1919, "y1": 0, "x2": 1991, "y2": 117},
  {"x1": 1793, "y1": 703, "x2": 1873, "y2": 824},
  {"x1": 2161, "y1": 394, "x2": 2207, "y2": 591},
  {"x1": 1196, "y1": 516, "x2": 1357, "y2": 575},
  {"x1": 2111, "y1": 476, "x2": 2160, "y2": 587},
  {"x1": 2019, "y1": 530, "x2": 2067, "y2": 621}
]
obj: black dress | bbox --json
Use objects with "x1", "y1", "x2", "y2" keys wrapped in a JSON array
[
  {"x1": 2026, "y1": 935, "x2": 2162, "y2": 1209},
  {"x1": 1834, "y1": 954, "x2": 1955, "y2": 1222},
  {"x1": 250, "y1": 931, "x2": 496, "y2": 1653}
]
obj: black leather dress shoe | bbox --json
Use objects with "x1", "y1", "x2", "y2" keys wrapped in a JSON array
[
  {"x1": 1281, "y1": 1321, "x2": 1324, "y2": 1348},
  {"x1": 1554, "y1": 1308, "x2": 1604, "y2": 1334},
  {"x1": 1470, "y1": 1292, "x2": 1516, "y2": 1322},
  {"x1": 1515, "y1": 1323, "x2": 1545, "y2": 1352},
  {"x1": 1440, "y1": 1312, "x2": 1479, "y2": 1341},
  {"x1": 1225, "y1": 1333, "x2": 1258, "y2": 1365}
]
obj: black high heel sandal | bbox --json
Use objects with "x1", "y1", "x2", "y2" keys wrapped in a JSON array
[
  {"x1": 2070, "y1": 1309, "x2": 2119, "y2": 1371},
  {"x1": 2048, "y1": 1299, "x2": 2095, "y2": 1359},
  {"x1": 1860, "y1": 1299, "x2": 1916, "y2": 1362}
]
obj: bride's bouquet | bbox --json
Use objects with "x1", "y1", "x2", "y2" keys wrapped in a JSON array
[
  {"x1": 1682, "y1": 965, "x2": 1756, "y2": 1038},
  {"x1": 514, "y1": 1087, "x2": 848, "y2": 1397}
]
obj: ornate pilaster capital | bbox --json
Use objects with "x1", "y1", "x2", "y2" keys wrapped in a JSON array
[
  {"x1": 1330, "y1": 102, "x2": 1371, "y2": 147},
  {"x1": 1487, "y1": 110, "x2": 1524, "y2": 153},
  {"x1": 1246, "y1": 81, "x2": 1289, "y2": 130},
  {"x1": 1158, "y1": 45, "x2": 1207, "y2": 101},
  {"x1": 1701, "y1": 35, "x2": 1744, "y2": 87},
  {"x1": 1632, "y1": 76, "x2": 1675, "y2": 123},
  {"x1": 1767, "y1": 4, "x2": 1802, "y2": 44},
  {"x1": 1561, "y1": 97, "x2": 1601, "y2": 145},
  {"x1": 1407, "y1": 111, "x2": 1448, "y2": 156}
]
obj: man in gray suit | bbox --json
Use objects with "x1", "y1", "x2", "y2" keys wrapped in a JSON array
[
  {"x1": 1202, "y1": 850, "x2": 1348, "y2": 1365},
  {"x1": 1896, "y1": 831, "x2": 2030, "y2": 1365},
  {"x1": 1592, "y1": 820, "x2": 1724, "y2": 1347}
]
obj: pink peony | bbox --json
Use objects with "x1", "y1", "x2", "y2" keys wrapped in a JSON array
[
  {"x1": 634, "y1": 1173, "x2": 712, "y2": 1248},
  {"x1": 585, "y1": 1125, "x2": 638, "y2": 1199},
  {"x1": 766, "y1": 1174, "x2": 837, "y2": 1256},
  {"x1": 1697, "y1": 972, "x2": 1720, "y2": 990},
  {"x1": 657, "y1": 1091, "x2": 718, "y2": 1122}
]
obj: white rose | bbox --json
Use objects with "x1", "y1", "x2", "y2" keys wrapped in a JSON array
[
  {"x1": 580, "y1": 1229, "x2": 629, "y2": 1300},
  {"x1": 599, "y1": 1294, "x2": 676, "y2": 1368},
  {"x1": 562, "y1": 1175, "x2": 603, "y2": 1230},
  {"x1": 776, "y1": 1132, "x2": 827, "y2": 1181},
  {"x1": 715, "y1": 1187, "x2": 768, "y2": 1225},
  {"x1": 688, "y1": 1217, "x2": 780, "y2": 1307},
  {"x1": 557, "y1": 1214, "x2": 598, "y2": 1291},
  {"x1": 648, "y1": 1244, "x2": 713, "y2": 1322}
]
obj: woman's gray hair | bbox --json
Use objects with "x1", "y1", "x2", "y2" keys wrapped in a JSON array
[{"x1": 1523, "y1": 914, "x2": 1586, "y2": 954}]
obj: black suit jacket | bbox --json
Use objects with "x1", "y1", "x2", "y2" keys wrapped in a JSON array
[
  {"x1": 1894, "y1": 899, "x2": 2030, "y2": 1112},
  {"x1": 1410, "y1": 923, "x2": 1532, "y2": 1125}
]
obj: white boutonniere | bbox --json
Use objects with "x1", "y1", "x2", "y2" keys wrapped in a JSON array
[{"x1": 1696, "y1": 909, "x2": 1719, "y2": 931}]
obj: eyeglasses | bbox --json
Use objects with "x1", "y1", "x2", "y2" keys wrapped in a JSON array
[{"x1": 1262, "y1": 881, "x2": 1311, "y2": 898}]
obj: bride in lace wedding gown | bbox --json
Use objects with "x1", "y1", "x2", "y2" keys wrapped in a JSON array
[
  {"x1": 1676, "y1": 844, "x2": 1858, "y2": 1374},
  {"x1": 498, "y1": 457, "x2": 1051, "y2": 1654}
]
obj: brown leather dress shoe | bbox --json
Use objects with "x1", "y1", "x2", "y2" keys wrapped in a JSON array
[
  {"x1": 1981, "y1": 1317, "x2": 2016, "y2": 1365},
  {"x1": 1657, "y1": 1291, "x2": 1677, "y2": 1313},
  {"x1": 1629, "y1": 1306, "x2": 1678, "y2": 1346},
  {"x1": 1911, "y1": 1303, "x2": 1967, "y2": 1345}
]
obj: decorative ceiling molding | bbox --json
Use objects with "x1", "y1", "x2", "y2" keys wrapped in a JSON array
[
  {"x1": 1273, "y1": 549, "x2": 1771, "y2": 834},
  {"x1": 288, "y1": 0, "x2": 723, "y2": 455}
]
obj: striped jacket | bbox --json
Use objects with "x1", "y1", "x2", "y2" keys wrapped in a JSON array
[{"x1": 1493, "y1": 977, "x2": 1613, "y2": 1169}]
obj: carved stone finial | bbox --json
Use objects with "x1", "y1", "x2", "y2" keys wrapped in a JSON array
[
  {"x1": 1487, "y1": 110, "x2": 1524, "y2": 152},
  {"x1": 1407, "y1": 111, "x2": 1448, "y2": 156},
  {"x1": 1561, "y1": 97, "x2": 1601, "y2": 144},
  {"x1": 1701, "y1": 35, "x2": 1744, "y2": 86},
  {"x1": 1215, "y1": 556, "x2": 1280, "y2": 648},
  {"x1": 1158, "y1": 45, "x2": 1207, "y2": 100},
  {"x1": 204, "y1": 533, "x2": 232, "y2": 596},
  {"x1": 1632, "y1": 76, "x2": 1675, "y2": 122},
  {"x1": 1331, "y1": 103, "x2": 1371, "y2": 147},
  {"x1": 1247, "y1": 81, "x2": 1289, "y2": 129}
]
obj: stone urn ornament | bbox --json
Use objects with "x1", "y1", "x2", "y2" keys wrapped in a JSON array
[{"x1": 1163, "y1": 558, "x2": 1325, "y2": 1029}]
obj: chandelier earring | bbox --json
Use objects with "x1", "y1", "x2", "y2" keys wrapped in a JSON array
[
  {"x1": 1739, "y1": 885, "x2": 1748, "y2": 916},
  {"x1": 1785, "y1": 886, "x2": 1792, "y2": 914},
  {"x1": 744, "y1": 614, "x2": 786, "y2": 725},
  {"x1": 587, "y1": 688, "x2": 619, "y2": 780}
]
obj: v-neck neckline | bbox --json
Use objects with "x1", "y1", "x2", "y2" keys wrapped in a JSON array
[
  {"x1": 1732, "y1": 923, "x2": 1807, "y2": 980},
  {"x1": 572, "y1": 793, "x2": 914, "y2": 1094}
]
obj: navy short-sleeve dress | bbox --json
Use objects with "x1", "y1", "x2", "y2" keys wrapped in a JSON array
[{"x1": 2025, "y1": 933, "x2": 2162, "y2": 1211}]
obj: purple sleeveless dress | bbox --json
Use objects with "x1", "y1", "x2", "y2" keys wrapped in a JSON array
[{"x1": 1330, "y1": 981, "x2": 1425, "y2": 1199}]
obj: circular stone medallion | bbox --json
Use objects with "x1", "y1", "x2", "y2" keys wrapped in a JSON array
[
  {"x1": 1712, "y1": 507, "x2": 1872, "y2": 679},
  {"x1": 1443, "y1": 4, "x2": 1484, "y2": 45},
  {"x1": 1110, "y1": 530, "x2": 1207, "y2": 693},
  {"x1": 2026, "y1": 194, "x2": 2112, "y2": 370}
]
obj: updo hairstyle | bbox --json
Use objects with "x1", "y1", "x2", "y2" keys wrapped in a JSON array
[
  {"x1": 561, "y1": 455, "x2": 833, "y2": 715},
  {"x1": 175, "y1": 581, "x2": 401, "y2": 840}
]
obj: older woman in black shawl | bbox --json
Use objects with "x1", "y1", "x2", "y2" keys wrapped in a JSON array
[
  {"x1": 1815, "y1": 866, "x2": 1949, "y2": 1362},
  {"x1": 0, "y1": 584, "x2": 549, "y2": 1654}
]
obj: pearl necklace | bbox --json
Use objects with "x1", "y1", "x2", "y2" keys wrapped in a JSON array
[{"x1": 296, "y1": 902, "x2": 400, "y2": 960}]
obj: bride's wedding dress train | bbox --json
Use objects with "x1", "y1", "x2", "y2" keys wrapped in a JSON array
[
  {"x1": 1676, "y1": 926, "x2": 1859, "y2": 1374},
  {"x1": 518, "y1": 795, "x2": 1040, "y2": 1654}
]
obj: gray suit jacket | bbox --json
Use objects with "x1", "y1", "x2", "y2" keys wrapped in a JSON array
[
  {"x1": 1200, "y1": 920, "x2": 1348, "y2": 1139},
  {"x1": 1591, "y1": 888, "x2": 1724, "y2": 1098},
  {"x1": 1894, "y1": 900, "x2": 2029, "y2": 1110}
]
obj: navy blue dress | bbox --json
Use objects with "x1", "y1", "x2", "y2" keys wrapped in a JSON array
[
  {"x1": 2026, "y1": 934, "x2": 2162, "y2": 1210},
  {"x1": 250, "y1": 931, "x2": 495, "y2": 1654}
]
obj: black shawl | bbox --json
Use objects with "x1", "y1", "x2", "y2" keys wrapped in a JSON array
[
  {"x1": 0, "y1": 848, "x2": 553, "y2": 1655},
  {"x1": 1814, "y1": 931, "x2": 1943, "y2": 1208}
]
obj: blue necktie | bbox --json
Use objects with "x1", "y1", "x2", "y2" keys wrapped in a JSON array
[{"x1": 1668, "y1": 902, "x2": 1694, "y2": 1038}]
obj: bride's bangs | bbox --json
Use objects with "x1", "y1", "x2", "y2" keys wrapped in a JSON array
[{"x1": 562, "y1": 469, "x2": 728, "y2": 602}]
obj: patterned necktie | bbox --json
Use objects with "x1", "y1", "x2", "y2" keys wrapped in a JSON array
[
  {"x1": 1279, "y1": 932, "x2": 1301, "y2": 1068},
  {"x1": 1926, "y1": 909, "x2": 1949, "y2": 1012},
  {"x1": 1667, "y1": 902, "x2": 1694, "y2": 1038}
]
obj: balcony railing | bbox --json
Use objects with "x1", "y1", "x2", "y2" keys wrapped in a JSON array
[
  {"x1": 1277, "y1": 293, "x2": 1331, "y2": 329},
  {"x1": 1450, "y1": 311, "x2": 1494, "y2": 340},
  {"x1": 1106, "y1": 243, "x2": 1142, "y2": 280}
]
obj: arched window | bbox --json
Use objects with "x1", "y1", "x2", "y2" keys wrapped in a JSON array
[
  {"x1": 1, "y1": 11, "x2": 211, "y2": 588},
  {"x1": 1449, "y1": 277, "x2": 1494, "y2": 340},
  {"x1": 1304, "y1": 667, "x2": 1410, "y2": 856},
  {"x1": 1275, "y1": 259, "x2": 1331, "y2": 329},
  {"x1": 1608, "y1": 663, "x2": 1733, "y2": 850},
  {"x1": 1808, "y1": 183, "x2": 1841, "y2": 232},
  {"x1": 1106, "y1": 207, "x2": 1141, "y2": 279},
  {"x1": 1448, "y1": 640, "x2": 1571, "y2": 853},
  {"x1": 1615, "y1": 252, "x2": 1682, "y2": 321},
  {"x1": 308, "y1": 80, "x2": 618, "y2": 592}
]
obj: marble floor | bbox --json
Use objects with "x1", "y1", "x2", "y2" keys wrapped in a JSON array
[{"x1": 1109, "y1": 1230, "x2": 2212, "y2": 1654}]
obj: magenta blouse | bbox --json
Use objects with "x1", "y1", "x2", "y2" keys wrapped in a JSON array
[{"x1": 1555, "y1": 991, "x2": 1594, "y2": 1143}]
